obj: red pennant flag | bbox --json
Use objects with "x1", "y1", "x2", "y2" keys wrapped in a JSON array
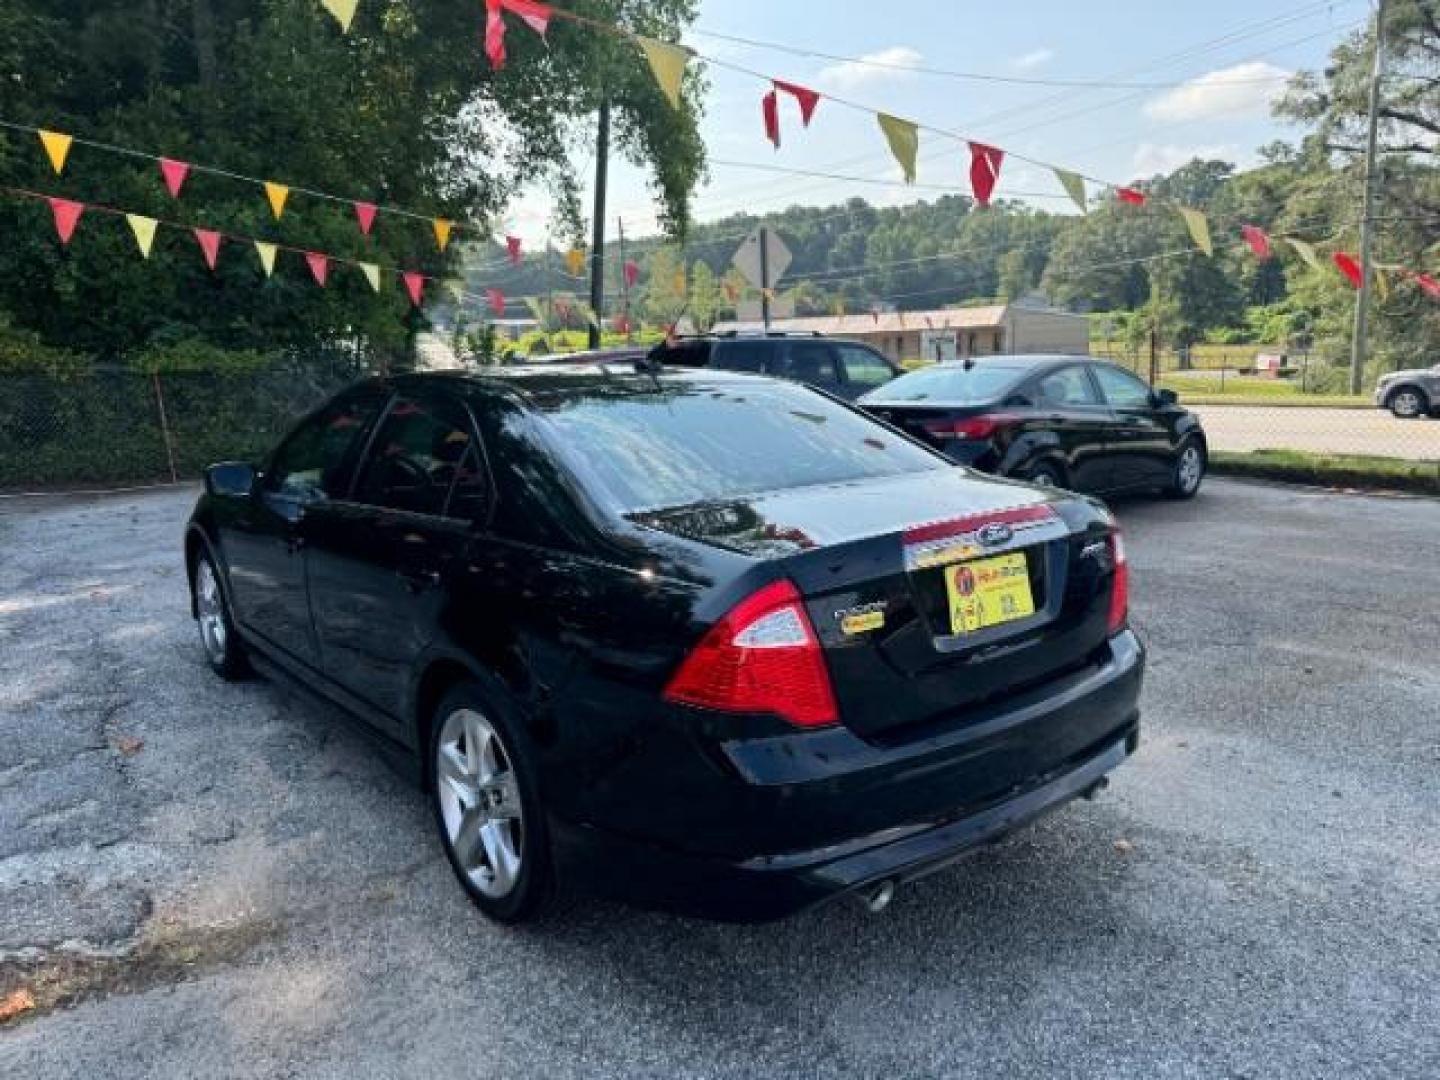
[
  {"x1": 506, "y1": 235, "x2": 522, "y2": 264},
  {"x1": 1241, "y1": 224, "x2": 1272, "y2": 260},
  {"x1": 193, "y1": 228, "x2": 222, "y2": 270},
  {"x1": 354, "y1": 201, "x2": 378, "y2": 236},
  {"x1": 48, "y1": 198, "x2": 85, "y2": 245},
  {"x1": 624, "y1": 260, "x2": 640, "y2": 289},
  {"x1": 762, "y1": 90, "x2": 781, "y2": 149},
  {"x1": 968, "y1": 143, "x2": 1004, "y2": 208},
  {"x1": 484, "y1": 0, "x2": 552, "y2": 70},
  {"x1": 160, "y1": 158, "x2": 190, "y2": 198},
  {"x1": 487, "y1": 288, "x2": 506, "y2": 317},
  {"x1": 615, "y1": 313, "x2": 632, "y2": 336},
  {"x1": 1413, "y1": 272, "x2": 1440, "y2": 299},
  {"x1": 774, "y1": 79, "x2": 820, "y2": 125},
  {"x1": 1117, "y1": 187, "x2": 1146, "y2": 206},
  {"x1": 1333, "y1": 252, "x2": 1363, "y2": 288},
  {"x1": 305, "y1": 252, "x2": 329, "y2": 287},
  {"x1": 402, "y1": 271, "x2": 425, "y2": 307}
]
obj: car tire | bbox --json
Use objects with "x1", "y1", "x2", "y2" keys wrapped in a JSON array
[
  {"x1": 1387, "y1": 388, "x2": 1428, "y2": 419},
  {"x1": 1025, "y1": 462, "x2": 1067, "y2": 490},
  {"x1": 1167, "y1": 438, "x2": 1206, "y2": 500},
  {"x1": 429, "y1": 682, "x2": 553, "y2": 924},
  {"x1": 192, "y1": 549, "x2": 251, "y2": 681}
]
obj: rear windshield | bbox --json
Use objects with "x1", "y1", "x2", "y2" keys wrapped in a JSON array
[
  {"x1": 537, "y1": 380, "x2": 945, "y2": 512},
  {"x1": 864, "y1": 363, "x2": 1024, "y2": 404}
]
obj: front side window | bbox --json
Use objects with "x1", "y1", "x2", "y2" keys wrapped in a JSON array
[
  {"x1": 768, "y1": 342, "x2": 840, "y2": 387},
  {"x1": 837, "y1": 344, "x2": 896, "y2": 389},
  {"x1": 1092, "y1": 364, "x2": 1155, "y2": 409},
  {"x1": 711, "y1": 340, "x2": 769, "y2": 373},
  {"x1": 265, "y1": 386, "x2": 387, "y2": 504},
  {"x1": 354, "y1": 395, "x2": 485, "y2": 518},
  {"x1": 1036, "y1": 366, "x2": 1102, "y2": 408}
]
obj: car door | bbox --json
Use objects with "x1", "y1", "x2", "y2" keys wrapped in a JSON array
[
  {"x1": 221, "y1": 385, "x2": 388, "y2": 670},
  {"x1": 1029, "y1": 363, "x2": 1115, "y2": 492},
  {"x1": 834, "y1": 343, "x2": 901, "y2": 401},
  {"x1": 765, "y1": 340, "x2": 844, "y2": 396},
  {"x1": 304, "y1": 391, "x2": 489, "y2": 726},
  {"x1": 1090, "y1": 363, "x2": 1175, "y2": 489}
]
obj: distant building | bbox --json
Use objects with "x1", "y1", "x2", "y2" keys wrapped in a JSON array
[{"x1": 713, "y1": 297, "x2": 1088, "y2": 364}]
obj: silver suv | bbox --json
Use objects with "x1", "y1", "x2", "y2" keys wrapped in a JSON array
[{"x1": 1375, "y1": 364, "x2": 1440, "y2": 419}]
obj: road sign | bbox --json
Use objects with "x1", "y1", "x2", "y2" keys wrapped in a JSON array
[{"x1": 731, "y1": 228, "x2": 792, "y2": 289}]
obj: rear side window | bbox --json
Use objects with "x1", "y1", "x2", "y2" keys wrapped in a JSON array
[
  {"x1": 710, "y1": 340, "x2": 769, "y2": 373},
  {"x1": 768, "y1": 341, "x2": 841, "y2": 388},
  {"x1": 537, "y1": 381, "x2": 945, "y2": 512},
  {"x1": 651, "y1": 341, "x2": 711, "y2": 368},
  {"x1": 354, "y1": 395, "x2": 486, "y2": 518},
  {"x1": 863, "y1": 364, "x2": 1024, "y2": 404},
  {"x1": 265, "y1": 385, "x2": 387, "y2": 504},
  {"x1": 1092, "y1": 364, "x2": 1154, "y2": 408},
  {"x1": 836, "y1": 344, "x2": 896, "y2": 389},
  {"x1": 1036, "y1": 366, "x2": 1102, "y2": 407}
]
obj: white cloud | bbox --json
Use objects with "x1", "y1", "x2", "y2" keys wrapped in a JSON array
[
  {"x1": 818, "y1": 46, "x2": 924, "y2": 89},
  {"x1": 1012, "y1": 48, "x2": 1055, "y2": 71},
  {"x1": 1142, "y1": 61, "x2": 1291, "y2": 123},
  {"x1": 1131, "y1": 142, "x2": 1241, "y2": 179}
]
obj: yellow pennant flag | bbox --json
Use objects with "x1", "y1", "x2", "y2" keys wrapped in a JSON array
[
  {"x1": 433, "y1": 218, "x2": 453, "y2": 252},
  {"x1": 566, "y1": 248, "x2": 586, "y2": 276},
  {"x1": 876, "y1": 114, "x2": 918, "y2": 184},
  {"x1": 1054, "y1": 168, "x2": 1087, "y2": 214},
  {"x1": 1287, "y1": 238, "x2": 1322, "y2": 272},
  {"x1": 1179, "y1": 207, "x2": 1213, "y2": 257},
  {"x1": 1374, "y1": 266, "x2": 1390, "y2": 302},
  {"x1": 637, "y1": 37, "x2": 689, "y2": 110},
  {"x1": 321, "y1": 0, "x2": 359, "y2": 32},
  {"x1": 264, "y1": 182, "x2": 289, "y2": 220},
  {"x1": 359, "y1": 263, "x2": 382, "y2": 292},
  {"x1": 254, "y1": 241, "x2": 278, "y2": 278},
  {"x1": 674, "y1": 269, "x2": 687, "y2": 293},
  {"x1": 38, "y1": 130, "x2": 74, "y2": 175},
  {"x1": 126, "y1": 214, "x2": 158, "y2": 259}
]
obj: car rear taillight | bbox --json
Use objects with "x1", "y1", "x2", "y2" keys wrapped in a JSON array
[
  {"x1": 663, "y1": 579, "x2": 838, "y2": 728},
  {"x1": 1107, "y1": 530, "x2": 1129, "y2": 635},
  {"x1": 921, "y1": 413, "x2": 1014, "y2": 440}
]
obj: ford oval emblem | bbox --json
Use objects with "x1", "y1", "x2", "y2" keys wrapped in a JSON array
[{"x1": 976, "y1": 522, "x2": 1014, "y2": 547}]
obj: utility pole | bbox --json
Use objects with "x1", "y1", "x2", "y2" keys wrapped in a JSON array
[
  {"x1": 1350, "y1": 0, "x2": 1389, "y2": 395},
  {"x1": 759, "y1": 227, "x2": 771, "y2": 330},
  {"x1": 588, "y1": 98, "x2": 611, "y2": 349},
  {"x1": 617, "y1": 216, "x2": 631, "y2": 343}
]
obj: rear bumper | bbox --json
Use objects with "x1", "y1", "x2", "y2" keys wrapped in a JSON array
[{"x1": 551, "y1": 631, "x2": 1144, "y2": 921}]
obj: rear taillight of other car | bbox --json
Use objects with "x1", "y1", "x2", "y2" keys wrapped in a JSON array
[
  {"x1": 664, "y1": 579, "x2": 838, "y2": 728},
  {"x1": 1107, "y1": 530, "x2": 1128, "y2": 635},
  {"x1": 920, "y1": 413, "x2": 1017, "y2": 441}
]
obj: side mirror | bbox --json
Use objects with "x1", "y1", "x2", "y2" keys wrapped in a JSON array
[
  {"x1": 205, "y1": 462, "x2": 256, "y2": 498},
  {"x1": 1154, "y1": 388, "x2": 1179, "y2": 407}
]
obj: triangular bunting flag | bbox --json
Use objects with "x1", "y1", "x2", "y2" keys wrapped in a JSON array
[
  {"x1": 1333, "y1": 252, "x2": 1363, "y2": 289},
  {"x1": 321, "y1": 0, "x2": 359, "y2": 32},
  {"x1": 305, "y1": 252, "x2": 329, "y2": 287},
  {"x1": 1179, "y1": 207, "x2": 1213, "y2": 257},
  {"x1": 160, "y1": 158, "x2": 190, "y2": 198},
  {"x1": 487, "y1": 288, "x2": 506, "y2": 317},
  {"x1": 1241, "y1": 224, "x2": 1271, "y2": 260},
  {"x1": 624, "y1": 260, "x2": 640, "y2": 288},
  {"x1": 254, "y1": 242, "x2": 278, "y2": 278},
  {"x1": 402, "y1": 271, "x2": 425, "y2": 307},
  {"x1": 506, "y1": 235, "x2": 522, "y2": 265},
  {"x1": 38, "y1": 130, "x2": 74, "y2": 175},
  {"x1": 774, "y1": 80, "x2": 820, "y2": 125},
  {"x1": 675, "y1": 269, "x2": 687, "y2": 293},
  {"x1": 126, "y1": 215, "x2": 158, "y2": 258},
  {"x1": 1374, "y1": 266, "x2": 1390, "y2": 302},
  {"x1": 877, "y1": 114, "x2": 918, "y2": 184},
  {"x1": 354, "y1": 201, "x2": 377, "y2": 236},
  {"x1": 565, "y1": 247, "x2": 585, "y2": 276},
  {"x1": 194, "y1": 228, "x2": 222, "y2": 270},
  {"x1": 1116, "y1": 187, "x2": 1146, "y2": 206},
  {"x1": 1287, "y1": 238, "x2": 1322, "y2": 272},
  {"x1": 637, "y1": 36, "x2": 688, "y2": 110},
  {"x1": 1054, "y1": 168, "x2": 1087, "y2": 214},
  {"x1": 484, "y1": 0, "x2": 552, "y2": 70},
  {"x1": 433, "y1": 218, "x2": 453, "y2": 252},
  {"x1": 762, "y1": 90, "x2": 781, "y2": 150},
  {"x1": 1413, "y1": 272, "x2": 1440, "y2": 299},
  {"x1": 359, "y1": 263, "x2": 382, "y2": 292},
  {"x1": 968, "y1": 143, "x2": 1004, "y2": 208},
  {"x1": 723, "y1": 281, "x2": 738, "y2": 304},
  {"x1": 48, "y1": 198, "x2": 84, "y2": 245},
  {"x1": 264, "y1": 182, "x2": 290, "y2": 220}
]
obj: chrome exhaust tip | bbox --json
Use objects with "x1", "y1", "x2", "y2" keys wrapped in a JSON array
[{"x1": 861, "y1": 879, "x2": 896, "y2": 914}]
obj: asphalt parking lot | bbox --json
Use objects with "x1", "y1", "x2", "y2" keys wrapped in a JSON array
[
  {"x1": 1192, "y1": 405, "x2": 1440, "y2": 461},
  {"x1": 2, "y1": 479, "x2": 1437, "y2": 1078}
]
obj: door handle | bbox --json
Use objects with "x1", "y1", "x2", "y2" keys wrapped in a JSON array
[{"x1": 398, "y1": 568, "x2": 442, "y2": 593}]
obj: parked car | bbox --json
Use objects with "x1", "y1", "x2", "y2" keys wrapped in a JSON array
[
  {"x1": 185, "y1": 364, "x2": 1142, "y2": 923},
  {"x1": 516, "y1": 346, "x2": 651, "y2": 366},
  {"x1": 1374, "y1": 363, "x2": 1440, "y2": 419},
  {"x1": 647, "y1": 331, "x2": 901, "y2": 400},
  {"x1": 859, "y1": 355, "x2": 1208, "y2": 499}
]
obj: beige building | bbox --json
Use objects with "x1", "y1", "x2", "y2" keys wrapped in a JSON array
[{"x1": 714, "y1": 298, "x2": 1089, "y2": 365}]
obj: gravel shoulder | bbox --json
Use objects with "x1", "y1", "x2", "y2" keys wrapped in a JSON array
[{"x1": 1, "y1": 480, "x2": 1437, "y2": 1078}]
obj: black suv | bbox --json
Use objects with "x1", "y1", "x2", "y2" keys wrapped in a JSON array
[{"x1": 648, "y1": 332, "x2": 901, "y2": 400}]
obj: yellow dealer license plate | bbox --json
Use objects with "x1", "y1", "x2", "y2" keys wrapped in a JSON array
[{"x1": 944, "y1": 552, "x2": 1035, "y2": 635}]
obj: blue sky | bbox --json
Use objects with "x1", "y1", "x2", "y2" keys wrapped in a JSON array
[{"x1": 510, "y1": 0, "x2": 1368, "y2": 241}]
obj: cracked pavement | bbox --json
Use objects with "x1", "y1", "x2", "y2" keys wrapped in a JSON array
[{"x1": 1, "y1": 479, "x2": 1437, "y2": 1078}]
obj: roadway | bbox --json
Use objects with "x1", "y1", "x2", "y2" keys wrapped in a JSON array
[{"x1": 1192, "y1": 405, "x2": 1440, "y2": 461}]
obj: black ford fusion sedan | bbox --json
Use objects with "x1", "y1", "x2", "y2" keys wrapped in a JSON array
[
  {"x1": 185, "y1": 365, "x2": 1143, "y2": 923},
  {"x1": 859, "y1": 356, "x2": 1207, "y2": 498}
]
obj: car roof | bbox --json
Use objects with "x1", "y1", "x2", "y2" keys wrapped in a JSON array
[{"x1": 388, "y1": 363, "x2": 783, "y2": 405}]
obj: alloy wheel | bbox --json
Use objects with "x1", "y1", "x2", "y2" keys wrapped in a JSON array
[
  {"x1": 1178, "y1": 445, "x2": 1204, "y2": 494},
  {"x1": 435, "y1": 707, "x2": 525, "y2": 899},
  {"x1": 195, "y1": 559, "x2": 228, "y2": 663},
  {"x1": 1391, "y1": 391, "x2": 1422, "y2": 418}
]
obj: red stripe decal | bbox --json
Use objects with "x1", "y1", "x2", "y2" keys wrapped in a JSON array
[{"x1": 902, "y1": 504, "x2": 1057, "y2": 546}]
